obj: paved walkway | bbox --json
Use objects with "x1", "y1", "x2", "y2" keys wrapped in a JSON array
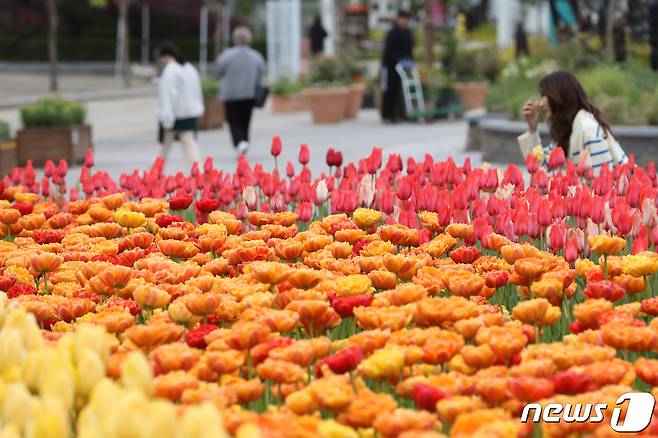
[{"x1": 0, "y1": 95, "x2": 479, "y2": 179}]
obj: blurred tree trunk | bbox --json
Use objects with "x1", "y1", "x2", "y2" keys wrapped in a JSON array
[
  {"x1": 118, "y1": 0, "x2": 131, "y2": 87},
  {"x1": 605, "y1": 0, "x2": 617, "y2": 61},
  {"x1": 423, "y1": 0, "x2": 432, "y2": 68},
  {"x1": 46, "y1": 0, "x2": 58, "y2": 92}
]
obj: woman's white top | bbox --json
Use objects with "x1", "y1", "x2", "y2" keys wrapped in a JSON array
[
  {"x1": 518, "y1": 109, "x2": 628, "y2": 170},
  {"x1": 158, "y1": 61, "x2": 205, "y2": 129}
]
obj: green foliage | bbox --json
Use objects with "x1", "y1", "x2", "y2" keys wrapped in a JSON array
[
  {"x1": 488, "y1": 60, "x2": 658, "y2": 126},
  {"x1": 0, "y1": 120, "x2": 9, "y2": 140},
  {"x1": 271, "y1": 77, "x2": 303, "y2": 96},
  {"x1": 201, "y1": 79, "x2": 220, "y2": 98},
  {"x1": 450, "y1": 48, "x2": 502, "y2": 82},
  {"x1": 21, "y1": 98, "x2": 86, "y2": 129},
  {"x1": 308, "y1": 57, "x2": 352, "y2": 87}
]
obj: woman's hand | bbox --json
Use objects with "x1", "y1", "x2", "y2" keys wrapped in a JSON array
[{"x1": 522, "y1": 99, "x2": 540, "y2": 133}]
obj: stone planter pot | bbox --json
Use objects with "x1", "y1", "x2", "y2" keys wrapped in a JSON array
[
  {"x1": 271, "y1": 93, "x2": 307, "y2": 113},
  {"x1": 345, "y1": 82, "x2": 366, "y2": 119},
  {"x1": 0, "y1": 139, "x2": 17, "y2": 176},
  {"x1": 16, "y1": 125, "x2": 92, "y2": 167},
  {"x1": 453, "y1": 81, "x2": 489, "y2": 110},
  {"x1": 198, "y1": 97, "x2": 224, "y2": 130},
  {"x1": 303, "y1": 86, "x2": 351, "y2": 124}
]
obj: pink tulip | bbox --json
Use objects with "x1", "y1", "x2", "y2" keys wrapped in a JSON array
[{"x1": 298, "y1": 144, "x2": 310, "y2": 166}]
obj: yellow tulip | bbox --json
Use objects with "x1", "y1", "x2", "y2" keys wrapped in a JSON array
[
  {"x1": 353, "y1": 208, "x2": 382, "y2": 229},
  {"x1": 235, "y1": 423, "x2": 262, "y2": 438},
  {"x1": 73, "y1": 324, "x2": 110, "y2": 365},
  {"x1": 22, "y1": 350, "x2": 54, "y2": 392},
  {"x1": 2, "y1": 383, "x2": 37, "y2": 433},
  {"x1": 335, "y1": 275, "x2": 373, "y2": 297},
  {"x1": 358, "y1": 347, "x2": 405, "y2": 380},
  {"x1": 180, "y1": 403, "x2": 230, "y2": 438},
  {"x1": 0, "y1": 329, "x2": 25, "y2": 377},
  {"x1": 319, "y1": 420, "x2": 359, "y2": 438},
  {"x1": 623, "y1": 254, "x2": 658, "y2": 278},
  {"x1": 3, "y1": 309, "x2": 44, "y2": 351},
  {"x1": 75, "y1": 349, "x2": 106, "y2": 398},
  {"x1": 143, "y1": 401, "x2": 178, "y2": 438},
  {"x1": 0, "y1": 424, "x2": 21, "y2": 438},
  {"x1": 196, "y1": 223, "x2": 227, "y2": 236},
  {"x1": 113, "y1": 209, "x2": 147, "y2": 229},
  {"x1": 27, "y1": 397, "x2": 70, "y2": 438},
  {"x1": 120, "y1": 352, "x2": 153, "y2": 396},
  {"x1": 39, "y1": 368, "x2": 75, "y2": 412}
]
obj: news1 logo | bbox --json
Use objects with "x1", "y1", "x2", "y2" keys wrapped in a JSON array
[{"x1": 520, "y1": 392, "x2": 655, "y2": 433}]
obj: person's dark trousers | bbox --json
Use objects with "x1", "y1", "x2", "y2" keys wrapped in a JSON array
[
  {"x1": 224, "y1": 99, "x2": 255, "y2": 147},
  {"x1": 381, "y1": 64, "x2": 402, "y2": 122},
  {"x1": 652, "y1": 46, "x2": 658, "y2": 70}
]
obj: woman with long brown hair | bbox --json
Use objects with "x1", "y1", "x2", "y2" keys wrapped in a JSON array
[{"x1": 518, "y1": 70, "x2": 627, "y2": 170}]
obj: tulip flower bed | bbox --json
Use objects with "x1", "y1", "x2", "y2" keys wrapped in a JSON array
[{"x1": 2, "y1": 141, "x2": 658, "y2": 437}]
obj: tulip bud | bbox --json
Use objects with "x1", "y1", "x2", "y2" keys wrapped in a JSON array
[
  {"x1": 315, "y1": 180, "x2": 328, "y2": 204},
  {"x1": 121, "y1": 351, "x2": 153, "y2": 396},
  {"x1": 271, "y1": 135, "x2": 282, "y2": 157}
]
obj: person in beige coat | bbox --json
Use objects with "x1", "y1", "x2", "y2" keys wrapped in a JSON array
[{"x1": 518, "y1": 70, "x2": 627, "y2": 171}]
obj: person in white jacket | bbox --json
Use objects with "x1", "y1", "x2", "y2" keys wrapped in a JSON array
[
  {"x1": 157, "y1": 42, "x2": 204, "y2": 170},
  {"x1": 518, "y1": 70, "x2": 627, "y2": 172}
]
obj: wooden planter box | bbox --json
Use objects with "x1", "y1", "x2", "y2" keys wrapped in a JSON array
[
  {"x1": 303, "y1": 87, "x2": 351, "y2": 124},
  {"x1": 453, "y1": 81, "x2": 489, "y2": 110},
  {"x1": 345, "y1": 82, "x2": 366, "y2": 119},
  {"x1": 198, "y1": 97, "x2": 224, "y2": 130},
  {"x1": 0, "y1": 139, "x2": 17, "y2": 176},
  {"x1": 271, "y1": 93, "x2": 307, "y2": 113},
  {"x1": 16, "y1": 125, "x2": 92, "y2": 167}
]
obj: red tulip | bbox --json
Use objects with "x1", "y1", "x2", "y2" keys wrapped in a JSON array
[
  {"x1": 526, "y1": 154, "x2": 539, "y2": 174},
  {"x1": 0, "y1": 274, "x2": 17, "y2": 292},
  {"x1": 552, "y1": 370, "x2": 597, "y2": 394},
  {"x1": 316, "y1": 346, "x2": 363, "y2": 377},
  {"x1": 633, "y1": 234, "x2": 649, "y2": 254},
  {"x1": 7, "y1": 284, "x2": 36, "y2": 299},
  {"x1": 286, "y1": 161, "x2": 295, "y2": 178},
  {"x1": 271, "y1": 135, "x2": 282, "y2": 157},
  {"x1": 56, "y1": 159, "x2": 68, "y2": 178},
  {"x1": 367, "y1": 147, "x2": 383, "y2": 175},
  {"x1": 331, "y1": 294, "x2": 373, "y2": 318},
  {"x1": 84, "y1": 149, "x2": 94, "y2": 168},
  {"x1": 169, "y1": 195, "x2": 193, "y2": 211},
  {"x1": 412, "y1": 383, "x2": 450, "y2": 412},
  {"x1": 186, "y1": 324, "x2": 219, "y2": 349},
  {"x1": 583, "y1": 280, "x2": 625, "y2": 302},
  {"x1": 296, "y1": 201, "x2": 313, "y2": 222},
  {"x1": 13, "y1": 202, "x2": 33, "y2": 216},
  {"x1": 381, "y1": 190, "x2": 396, "y2": 214},
  {"x1": 326, "y1": 148, "x2": 336, "y2": 167},
  {"x1": 397, "y1": 177, "x2": 412, "y2": 201},
  {"x1": 564, "y1": 234, "x2": 579, "y2": 263},
  {"x1": 449, "y1": 246, "x2": 481, "y2": 264},
  {"x1": 508, "y1": 376, "x2": 555, "y2": 402},
  {"x1": 547, "y1": 147, "x2": 566, "y2": 170},
  {"x1": 195, "y1": 197, "x2": 220, "y2": 213},
  {"x1": 484, "y1": 270, "x2": 509, "y2": 289},
  {"x1": 547, "y1": 222, "x2": 567, "y2": 253},
  {"x1": 298, "y1": 144, "x2": 310, "y2": 166},
  {"x1": 252, "y1": 337, "x2": 294, "y2": 365}
]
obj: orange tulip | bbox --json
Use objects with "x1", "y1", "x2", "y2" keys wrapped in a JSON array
[
  {"x1": 422, "y1": 330, "x2": 464, "y2": 365},
  {"x1": 257, "y1": 358, "x2": 304, "y2": 384},
  {"x1": 97, "y1": 265, "x2": 132, "y2": 289},
  {"x1": 226, "y1": 321, "x2": 272, "y2": 350},
  {"x1": 158, "y1": 239, "x2": 199, "y2": 259},
  {"x1": 330, "y1": 241, "x2": 353, "y2": 259},
  {"x1": 368, "y1": 270, "x2": 397, "y2": 290},
  {"x1": 287, "y1": 269, "x2": 323, "y2": 289},
  {"x1": 151, "y1": 342, "x2": 202, "y2": 372},
  {"x1": 133, "y1": 284, "x2": 171, "y2": 309},
  {"x1": 512, "y1": 298, "x2": 561, "y2": 326},
  {"x1": 275, "y1": 240, "x2": 304, "y2": 260},
  {"x1": 184, "y1": 293, "x2": 220, "y2": 317},
  {"x1": 286, "y1": 300, "x2": 341, "y2": 334},
  {"x1": 0, "y1": 208, "x2": 21, "y2": 225},
  {"x1": 445, "y1": 271, "x2": 484, "y2": 298},
  {"x1": 445, "y1": 223, "x2": 474, "y2": 240},
  {"x1": 30, "y1": 252, "x2": 63, "y2": 273},
  {"x1": 635, "y1": 358, "x2": 658, "y2": 386},
  {"x1": 461, "y1": 344, "x2": 497, "y2": 369},
  {"x1": 153, "y1": 371, "x2": 199, "y2": 401},
  {"x1": 250, "y1": 261, "x2": 292, "y2": 285},
  {"x1": 373, "y1": 408, "x2": 438, "y2": 437}
]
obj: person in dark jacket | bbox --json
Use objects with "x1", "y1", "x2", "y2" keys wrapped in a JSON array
[
  {"x1": 515, "y1": 22, "x2": 529, "y2": 58},
  {"x1": 309, "y1": 15, "x2": 328, "y2": 56},
  {"x1": 381, "y1": 10, "x2": 414, "y2": 123}
]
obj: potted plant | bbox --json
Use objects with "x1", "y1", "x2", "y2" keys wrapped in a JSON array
[
  {"x1": 303, "y1": 58, "x2": 352, "y2": 124},
  {"x1": 198, "y1": 79, "x2": 224, "y2": 130},
  {"x1": 450, "y1": 48, "x2": 501, "y2": 110},
  {"x1": 271, "y1": 77, "x2": 306, "y2": 113},
  {"x1": 0, "y1": 120, "x2": 16, "y2": 176},
  {"x1": 17, "y1": 97, "x2": 91, "y2": 167}
]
